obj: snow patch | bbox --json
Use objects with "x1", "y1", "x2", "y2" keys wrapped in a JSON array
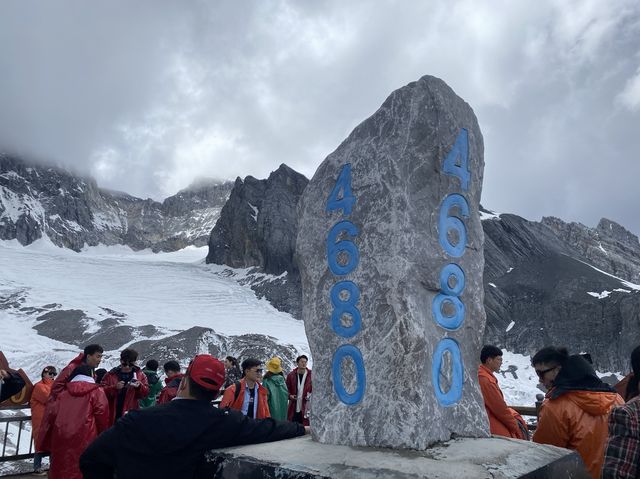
[
  {"x1": 587, "y1": 291, "x2": 611, "y2": 299},
  {"x1": 505, "y1": 321, "x2": 515, "y2": 332},
  {"x1": 577, "y1": 257, "x2": 640, "y2": 290},
  {"x1": 480, "y1": 209, "x2": 501, "y2": 220},
  {"x1": 248, "y1": 202, "x2": 259, "y2": 222},
  {"x1": 506, "y1": 267, "x2": 514, "y2": 273},
  {"x1": 488, "y1": 283, "x2": 497, "y2": 288}
]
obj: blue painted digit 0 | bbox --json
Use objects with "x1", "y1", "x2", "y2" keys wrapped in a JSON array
[
  {"x1": 432, "y1": 294, "x2": 465, "y2": 331},
  {"x1": 332, "y1": 344, "x2": 366, "y2": 405},
  {"x1": 438, "y1": 193, "x2": 469, "y2": 258},
  {"x1": 330, "y1": 281, "x2": 361, "y2": 338},
  {"x1": 327, "y1": 220, "x2": 360, "y2": 276},
  {"x1": 432, "y1": 338, "x2": 463, "y2": 407}
]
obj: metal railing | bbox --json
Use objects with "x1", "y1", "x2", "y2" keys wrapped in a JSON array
[
  {"x1": 509, "y1": 394, "x2": 545, "y2": 432},
  {"x1": 0, "y1": 406, "x2": 35, "y2": 462}
]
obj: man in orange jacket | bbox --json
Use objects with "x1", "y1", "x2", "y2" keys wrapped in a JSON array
[
  {"x1": 219, "y1": 358, "x2": 270, "y2": 418},
  {"x1": 532, "y1": 346, "x2": 624, "y2": 479},
  {"x1": 477, "y1": 345, "x2": 527, "y2": 439}
]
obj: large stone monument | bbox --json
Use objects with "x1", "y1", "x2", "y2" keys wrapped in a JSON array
[
  {"x1": 296, "y1": 75, "x2": 490, "y2": 448},
  {"x1": 204, "y1": 75, "x2": 590, "y2": 478}
]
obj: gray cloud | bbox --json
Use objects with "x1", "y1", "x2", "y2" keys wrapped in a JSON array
[{"x1": 1, "y1": 0, "x2": 640, "y2": 234}]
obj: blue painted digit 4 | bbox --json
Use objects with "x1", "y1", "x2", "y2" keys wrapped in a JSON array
[
  {"x1": 326, "y1": 163, "x2": 355, "y2": 215},
  {"x1": 442, "y1": 128, "x2": 470, "y2": 192}
]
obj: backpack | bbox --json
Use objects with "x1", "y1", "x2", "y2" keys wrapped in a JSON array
[
  {"x1": 222, "y1": 381, "x2": 242, "y2": 414},
  {"x1": 232, "y1": 380, "x2": 241, "y2": 403}
]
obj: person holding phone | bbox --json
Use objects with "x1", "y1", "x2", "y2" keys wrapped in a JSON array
[{"x1": 101, "y1": 348, "x2": 149, "y2": 426}]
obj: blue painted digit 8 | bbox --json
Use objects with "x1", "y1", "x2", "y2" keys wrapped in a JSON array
[
  {"x1": 327, "y1": 220, "x2": 359, "y2": 276},
  {"x1": 439, "y1": 263, "x2": 465, "y2": 295},
  {"x1": 438, "y1": 194, "x2": 469, "y2": 258},
  {"x1": 431, "y1": 338, "x2": 463, "y2": 407},
  {"x1": 330, "y1": 281, "x2": 361, "y2": 338},
  {"x1": 332, "y1": 344, "x2": 366, "y2": 405},
  {"x1": 432, "y1": 263, "x2": 465, "y2": 330}
]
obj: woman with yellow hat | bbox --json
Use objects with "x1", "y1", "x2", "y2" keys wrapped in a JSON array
[{"x1": 262, "y1": 357, "x2": 289, "y2": 421}]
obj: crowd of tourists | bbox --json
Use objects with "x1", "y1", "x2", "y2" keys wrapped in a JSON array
[
  {"x1": 1, "y1": 346, "x2": 311, "y2": 478},
  {"x1": 478, "y1": 343, "x2": 640, "y2": 478},
  {"x1": 1, "y1": 343, "x2": 639, "y2": 478}
]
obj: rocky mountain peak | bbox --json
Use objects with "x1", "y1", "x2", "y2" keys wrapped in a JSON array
[
  {"x1": 0, "y1": 154, "x2": 232, "y2": 252},
  {"x1": 541, "y1": 215, "x2": 640, "y2": 283},
  {"x1": 597, "y1": 217, "x2": 639, "y2": 247}
]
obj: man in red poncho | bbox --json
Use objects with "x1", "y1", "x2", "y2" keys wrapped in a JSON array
[
  {"x1": 157, "y1": 360, "x2": 183, "y2": 404},
  {"x1": 49, "y1": 364, "x2": 109, "y2": 479},
  {"x1": 36, "y1": 344, "x2": 104, "y2": 452},
  {"x1": 286, "y1": 355, "x2": 312, "y2": 425},
  {"x1": 101, "y1": 348, "x2": 149, "y2": 426}
]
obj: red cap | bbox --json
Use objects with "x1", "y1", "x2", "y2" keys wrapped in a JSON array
[{"x1": 186, "y1": 355, "x2": 225, "y2": 391}]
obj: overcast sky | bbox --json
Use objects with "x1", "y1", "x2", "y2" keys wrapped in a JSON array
[{"x1": 1, "y1": 1, "x2": 639, "y2": 234}]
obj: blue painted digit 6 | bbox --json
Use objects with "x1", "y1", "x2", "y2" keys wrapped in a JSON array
[
  {"x1": 438, "y1": 193, "x2": 469, "y2": 257},
  {"x1": 432, "y1": 338, "x2": 463, "y2": 407},
  {"x1": 330, "y1": 281, "x2": 361, "y2": 338},
  {"x1": 443, "y1": 128, "x2": 470, "y2": 191},
  {"x1": 326, "y1": 163, "x2": 355, "y2": 215},
  {"x1": 332, "y1": 344, "x2": 366, "y2": 405},
  {"x1": 327, "y1": 220, "x2": 359, "y2": 276}
]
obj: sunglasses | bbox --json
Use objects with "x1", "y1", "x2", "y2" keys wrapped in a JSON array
[
  {"x1": 45, "y1": 371, "x2": 57, "y2": 376},
  {"x1": 535, "y1": 366, "x2": 558, "y2": 379},
  {"x1": 252, "y1": 368, "x2": 264, "y2": 374}
]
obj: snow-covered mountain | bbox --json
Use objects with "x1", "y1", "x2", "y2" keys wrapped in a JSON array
[
  {"x1": 0, "y1": 154, "x2": 233, "y2": 252},
  {"x1": 0, "y1": 238, "x2": 309, "y2": 380}
]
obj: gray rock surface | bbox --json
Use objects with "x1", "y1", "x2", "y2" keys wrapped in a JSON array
[
  {"x1": 204, "y1": 435, "x2": 589, "y2": 479},
  {"x1": 130, "y1": 327, "x2": 300, "y2": 371},
  {"x1": 206, "y1": 164, "x2": 308, "y2": 275},
  {"x1": 296, "y1": 75, "x2": 489, "y2": 448},
  {"x1": 0, "y1": 154, "x2": 232, "y2": 252},
  {"x1": 483, "y1": 213, "x2": 640, "y2": 373},
  {"x1": 206, "y1": 164, "x2": 308, "y2": 317},
  {"x1": 541, "y1": 215, "x2": 640, "y2": 283}
]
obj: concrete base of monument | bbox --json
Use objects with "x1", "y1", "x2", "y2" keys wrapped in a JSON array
[{"x1": 203, "y1": 435, "x2": 590, "y2": 479}]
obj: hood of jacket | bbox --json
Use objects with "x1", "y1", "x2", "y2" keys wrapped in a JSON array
[
  {"x1": 143, "y1": 369, "x2": 160, "y2": 385},
  {"x1": 265, "y1": 374, "x2": 287, "y2": 387},
  {"x1": 109, "y1": 365, "x2": 141, "y2": 375},
  {"x1": 66, "y1": 380, "x2": 100, "y2": 397},
  {"x1": 165, "y1": 373, "x2": 184, "y2": 387},
  {"x1": 550, "y1": 355, "x2": 615, "y2": 399},
  {"x1": 565, "y1": 390, "x2": 622, "y2": 416}
]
